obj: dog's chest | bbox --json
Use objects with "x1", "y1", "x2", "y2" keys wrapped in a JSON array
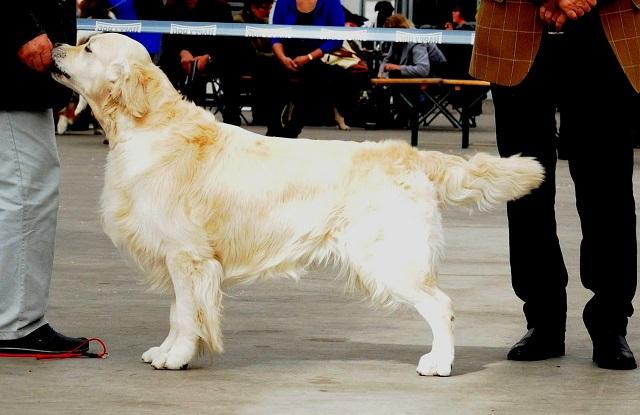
[
  {"x1": 102, "y1": 147, "x2": 172, "y2": 256},
  {"x1": 113, "y1": 137, "x2": 161, "y2": 179}
]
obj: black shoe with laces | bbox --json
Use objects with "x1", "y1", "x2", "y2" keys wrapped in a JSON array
[{"x1": 0, "y1": 324, "x2": 88, "y2": 355}]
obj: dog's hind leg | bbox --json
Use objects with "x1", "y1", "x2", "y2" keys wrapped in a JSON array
[
  {"x1": 345, "y1": 242, "x2": 455, "y2": 376},
  {"x1": 343, "y1": 179, "x2": 454, "y2": 375},
  {"x1": 150, "y1": 251, "x2": 224, "y2": 370},
  {"x1": 142, "y1": 299, "x2": 178, "y2": 363},
  {"x1": 412, "y1": 287, "x2": 455, "y2": 376}
]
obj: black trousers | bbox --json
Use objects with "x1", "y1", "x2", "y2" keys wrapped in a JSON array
[
  {"x1": 491, "y1": 14, "x2": 637, "y2": 336},
  {"x1": 266, "y1": 61, "x2": 348, "y2": 138}
]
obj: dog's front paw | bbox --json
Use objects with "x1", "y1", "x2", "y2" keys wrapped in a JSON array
[
  {"x1": 416, "y1": 352, "x2": 453, "y2": 377},
  {"x1": 150, "y1": 342, "x2": 195, "y2": 370},
  {"x1": 150, "y1": 352, "x2": 169, "y2": 369},
  {"x1": 142, "y1": 346, "x2": 164, "y2": 363}
]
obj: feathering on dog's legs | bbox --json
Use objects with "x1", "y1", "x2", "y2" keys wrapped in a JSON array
[
  {"x1": 151, "y1": 252, "x2": 210, "y2": 370},
  {"x1": 191, "y1": 258, "x2": 225, "y2": 355},
  {"x1": 142, "y1": 300, "x2": 179, "y2": 363}
]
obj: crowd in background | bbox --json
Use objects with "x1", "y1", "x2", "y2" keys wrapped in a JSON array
[{"x1": 67, "y1": 0, "x2": 480, "y2": 136}]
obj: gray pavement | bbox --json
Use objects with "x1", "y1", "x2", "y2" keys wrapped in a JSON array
[{"x1": 1, "y1": 107, "x2": 639, "y2": 414}]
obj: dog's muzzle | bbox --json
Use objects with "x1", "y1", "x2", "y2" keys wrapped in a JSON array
[{"x1": 50, "y1": 47, "x2": 70, "y2": 79}]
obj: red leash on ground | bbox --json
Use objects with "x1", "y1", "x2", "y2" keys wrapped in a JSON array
[{"x1": 0, "y1": 338, "x2": 108, "y2": 360}]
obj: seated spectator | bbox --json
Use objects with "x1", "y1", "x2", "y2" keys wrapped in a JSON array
[
  {"x1": 234, "y1": 0, "x2": 276, "y2": 124},
  {"x1": 159, "y1": 0, "x2": 241, "y2": 125},
  {"x1": 378, "y1": 14, "x2": 447, "y2": 79},
  {"x1": 372, "y1": 14, "x2": 447, "y2": 128},
  {"x1": 447, "y1": 5, "x2": 475, "y2": 31},
  {"x1": 267, "y1": 0, "x2": 346, "y2": 138}
]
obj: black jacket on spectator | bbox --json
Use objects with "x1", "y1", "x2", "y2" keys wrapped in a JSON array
[{"x1": 1, "y1": 1, "x2": 77, "y2": 111}]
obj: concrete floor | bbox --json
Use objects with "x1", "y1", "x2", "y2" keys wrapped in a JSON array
[{"x1": 1, "y1": 110, "x2": 639, "y2": 414}]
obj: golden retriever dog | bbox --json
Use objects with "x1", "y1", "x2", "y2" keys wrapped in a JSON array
[{"x1": 51, "y1": 33, "x2": 543, "y2": 376}]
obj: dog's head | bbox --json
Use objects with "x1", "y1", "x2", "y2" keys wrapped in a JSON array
[{"x1": 51, "y1": 33, "x2": 156, "y2": 120}]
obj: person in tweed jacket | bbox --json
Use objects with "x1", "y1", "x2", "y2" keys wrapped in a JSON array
[{"x1": 470, "y1": 0, "x2": 640, "y2": 370}]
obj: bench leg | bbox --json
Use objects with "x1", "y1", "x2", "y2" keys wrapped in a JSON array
[
  {"x1": 461, "y1": 105, "x2": 469, "y2": 149},
  {"x1": 410, "y1": 109, "x2": 419, "y2": 147},
  {"x1": 397, "y1": 91, "x2": 420, "y2": 147}
]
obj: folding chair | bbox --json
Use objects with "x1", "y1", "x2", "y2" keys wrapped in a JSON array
[
  {"x1": 183, "y1": 62, "x2": 250, "y2": 125},
  {"x1": 180, "y1": 61, "x2": 225, "y2": 115}
]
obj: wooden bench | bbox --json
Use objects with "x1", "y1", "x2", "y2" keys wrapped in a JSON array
[{"x1": 371, "y1": 78, "x2": 491, "y2": 148}]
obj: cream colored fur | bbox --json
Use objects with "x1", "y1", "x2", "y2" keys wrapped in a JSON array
[{"x1": 51, "y1": 34, "x2": 544, "y2": 375}]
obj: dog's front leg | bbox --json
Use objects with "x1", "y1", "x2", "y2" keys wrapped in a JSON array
[
  {"x1": 142, "y1": 299, "x2": 178, "y2": 364},
  {"x1": 150, "y1": 259, "x2": 198, "y2": 369},
  {"x1": 150, "y1": 251, "x2": 224, "y2": 370}
]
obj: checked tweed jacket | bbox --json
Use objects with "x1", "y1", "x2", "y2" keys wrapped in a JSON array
[{"x1": 470, "y1": 0, "x2": 640, "y2": 92}]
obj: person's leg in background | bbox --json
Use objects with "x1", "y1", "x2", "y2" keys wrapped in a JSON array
[
  {"x1": 491, "y1": 33, "x2": 569, "y2": 360},
  {"x1": 265, "y1": 60, "x2": 294, "y2": 137},
  {"x1": 0, "y1": 110, "x2": 86, "y2": 353},
  {"x1": 251, "y1": 54, "x2": 277, "y2": 126},
  {"x1": 219, "y1": 36, "x2": 242, "y2": 126},
  {"x1": 560, "y1": 14, "x2": 637, "y2": 370},
  {"x1": 279, "y1": 60, "x2": 330, "y2": 138}
]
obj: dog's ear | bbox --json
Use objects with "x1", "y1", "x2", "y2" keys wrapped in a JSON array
[
  {"x1": 107, "y1": 59, "x2": 130, "y2": 83},
  {"x1": 107, "y1": 59, "x2": 150, "y2": 118}
]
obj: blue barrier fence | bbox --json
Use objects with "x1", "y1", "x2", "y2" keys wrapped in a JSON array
[{"x1": 77, "y1": 19, "x2": 475, "y2": 45}]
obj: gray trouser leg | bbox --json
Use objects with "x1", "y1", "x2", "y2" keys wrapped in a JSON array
[{"x1": 0, "y1": 110, "x2": 60, "y2": 340}]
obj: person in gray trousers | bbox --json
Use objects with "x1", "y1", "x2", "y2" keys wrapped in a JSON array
[{"x1": 0, "y1": 2, "x2": 90, "y2": 355}]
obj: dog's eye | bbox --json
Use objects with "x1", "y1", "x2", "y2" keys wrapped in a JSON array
[{"x1": 85, "y1": 45, "x2": 92, "y2": 53}]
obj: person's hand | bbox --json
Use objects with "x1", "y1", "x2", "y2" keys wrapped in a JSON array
[
  {"x1": 193, "y1": 55, "x2": 210, "y2": 72},
  {"x1": 279, "y1": 56, "x2": 299, "y2": 72},
  {"x1": 384, "y1": 63, "x2": 401, "y2": 72},
  {"x1": 180, "y1": 49, "x2": 195, "y2": 74},
  {"x1": 558, "y1": 0, "x2": 597, "y2": 19},
  {"x1": 17, "y1": 33, "x2": 53, "y2": 72},
  {"x1": 540, "y1": 1, "x2": 566, "y2": 30},
  {"x1": 292, "y1": 55, "x2": 312, "y2": 68},
  {"x1": 540, "y1": 0, "x2": 597, "y2": 31}
]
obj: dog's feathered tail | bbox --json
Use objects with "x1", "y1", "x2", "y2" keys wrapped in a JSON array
[{"x1": 420, "y1": 151, "x2": 544, "y2": 211}]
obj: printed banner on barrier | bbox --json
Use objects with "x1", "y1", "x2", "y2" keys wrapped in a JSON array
[{"x1": 78, "y1": 19, "x2": 475, "y2": 45}]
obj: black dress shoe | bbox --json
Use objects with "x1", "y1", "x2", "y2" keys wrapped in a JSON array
[
  {"x1": 0, "y1": 324, "x2": 88, "y2": 355},
  {"x1": 507, "y1": 328, "x2": 565, "y2": 361},
  {"x1": 592, "y1": 334, "x2": 637, "y2": 370}
]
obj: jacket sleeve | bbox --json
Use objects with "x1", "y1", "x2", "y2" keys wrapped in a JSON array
[
  {"x1": 317, "y1": 0, "x2": 346, "y2": 54},
  {"x1": 8, "y1": 3, "x2": 44, "y2": 50},
  {"x1": 378, "y1": 50, "x2": 391, "y2": 77},
  {"x1": 400, "y1": 43, "x2": 431, "y2": 77},
  {"x1": 271, "y1": 0, "x2": 290, "y2": 46}
]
